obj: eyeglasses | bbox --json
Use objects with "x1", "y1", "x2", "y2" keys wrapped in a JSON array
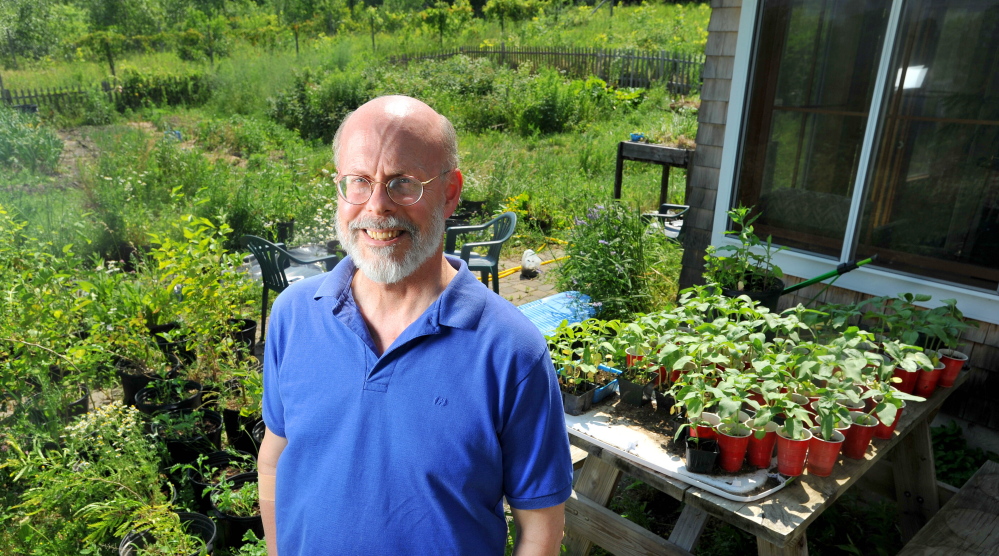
[{"x1": 334, "y1": 171, "x2": 451, "y2": 207}]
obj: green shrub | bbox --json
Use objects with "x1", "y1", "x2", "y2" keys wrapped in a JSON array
[
  {"x1": 0, "y1": 106, "x2": 64, "y2": 174},
  {"x1": 555, "y1": 202, "x2": 669, "y2": 320},
  {"x1": 115, "y1": 67, "x2": 214, "y2": 111},
  {"x1": 268, "y1": 67, "x2": 372, "y2": 144}
]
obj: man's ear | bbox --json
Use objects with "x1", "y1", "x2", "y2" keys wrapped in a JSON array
[{"x1": 442, "y1": 169, "x2": 464, "y2": 219}]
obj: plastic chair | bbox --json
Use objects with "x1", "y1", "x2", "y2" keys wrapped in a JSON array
[
  {"x1": 241, "y1": 235, "x2": 344, "y2": 345},
  {"x1": 650, "y1": 203, "x2": 689, "y2": 242},
  {"x1": 444, "y1": 212, "x2": 517, "y2": 294}
]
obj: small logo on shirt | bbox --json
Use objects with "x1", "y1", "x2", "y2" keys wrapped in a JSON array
[{"x1": 434, "y1": 396, "x2": 448, "y2": 407}]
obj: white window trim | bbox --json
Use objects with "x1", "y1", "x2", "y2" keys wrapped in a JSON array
[{"x1": 713, "y1": 0, "x2": 999, "y2": 325}]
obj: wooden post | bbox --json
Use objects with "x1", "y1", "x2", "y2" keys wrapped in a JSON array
[
  {"x1": 893, "y1": 419, "x2": 941, "y2": 541},
  {"x1": 668, "y1": 505, "x2": 710, "y2": 552},
  {"x1": 563, "y1": 456, "x2": 623, "y2": 555},
  {"x1": 614, "y1": 141, "x2": 625, "y2": 199}
]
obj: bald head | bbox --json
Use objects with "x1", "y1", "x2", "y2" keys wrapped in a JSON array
[{"x1": 333, "y1": 95, "x2": 458, "y2": 175}]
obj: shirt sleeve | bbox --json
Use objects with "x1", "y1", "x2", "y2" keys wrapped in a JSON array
[
  {"x1": 500, "y1": 349, "x2": 574, "y2": 510},
  {"x1": 262, "y1": 299, "x2": 286, "y2": 439}
]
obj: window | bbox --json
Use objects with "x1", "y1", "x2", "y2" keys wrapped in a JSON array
[{"x1": 732, "y1": 0, "x2": 999, "y2": 294}]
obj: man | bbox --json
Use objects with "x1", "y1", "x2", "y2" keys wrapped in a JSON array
[{"x1": 258, "y1": 95, "x2": 573, "y2": 555}]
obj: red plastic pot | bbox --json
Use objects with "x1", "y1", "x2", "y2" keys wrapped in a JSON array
[
  {"x1": 937, "y1": 349, "x2": 968, "y2": 388},
  {"x1": 892, "y1": 367, "x2": 918, "y2": 394},
  {"x1": 715, "y1": 423, "x2": 752, "y2": 472},
  {"x1": 913, "y1": 362, "x2": 944, "y2": 398},
  {"x1": 776, "y1": 428, "x2": 812, "y2": 477},
  {"x1": 689, "y1": 412, "x2": 720, "y2": 440},
  {"x1": 873, "y1": 400, "x2": 906, "y2": 440},
  {"x1": 806, "y1": 428, "x2": 845, "y2": 477},
  {"x1": 747, "y1": 422, "x2": 779, "y2": 468},
  {"x1": 842, "y1": 413, "x2": 878, "y2": 459}
]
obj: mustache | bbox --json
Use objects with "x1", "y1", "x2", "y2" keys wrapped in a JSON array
[{"x1": 347, "y1": 215, "x2": 419, "y2": 236}]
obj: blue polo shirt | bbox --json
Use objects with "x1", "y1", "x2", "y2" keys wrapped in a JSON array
[{"x1": 263, "y1": 255, "x2": 573, "y2": 555}]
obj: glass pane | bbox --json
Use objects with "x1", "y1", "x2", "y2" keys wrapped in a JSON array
[
  {"x1": 859, "y1": 0, "x2": 999, "y2": 291},
  {"x1": 736, "y1": 0, "x2": 890, "y2": 257}
]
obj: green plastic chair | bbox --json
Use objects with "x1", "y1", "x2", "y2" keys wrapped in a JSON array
[
  {"x1": 241, "y1": 235, "x2": 344, "y2": 345},
  {"x1": 444, "y1": 212, "x2": 517, "y2": 294}
]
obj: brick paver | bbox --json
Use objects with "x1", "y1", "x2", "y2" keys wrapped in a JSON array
[{"x1": 494, "y1": 247, "x2": 565, "y2": 306}]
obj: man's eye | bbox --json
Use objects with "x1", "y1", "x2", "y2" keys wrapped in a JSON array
[{"x1": 391, "y1": 177, "x2": 415, "y2": 187}]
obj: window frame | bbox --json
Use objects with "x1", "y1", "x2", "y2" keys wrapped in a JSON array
[{"x1": 714, "y1": 0, "x2": 999, "y2": 325}]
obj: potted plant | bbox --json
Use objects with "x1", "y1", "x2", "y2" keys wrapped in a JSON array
[
  {"x1": 135, "y1": 377, "x2": 204, "y2": 415},
  {"x1": 151, "y1": 409, "x2": 224, "y2": 465},
  {"x1": 118, "y1": 507, "x2": 217, "y2": 556},
  {"x1": 926, "y1": 299, "x2": 974, "y2": 388},
  {"x1": 806, "y1": 391, "x2": 852, "y2": 476},
  {"x1": 841, "y1": 411, "x2": 879, "y2": 460},
  {"x1": 703, "y1": 205, "x2": 785, "y2": 312},
  {"x1": 773, "y1": 391, "x2": 814, "y2": 477},
  {"x1": 173, "y1": 449, "x2": 257, "y2": 514},
  {"x1": 210, "y1": 473, "x2": 263, "y2": 549}
]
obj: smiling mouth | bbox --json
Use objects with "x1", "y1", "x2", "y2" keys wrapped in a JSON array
[{"x1": 366, "y1": 229, "x2": 403, "y2": 241}]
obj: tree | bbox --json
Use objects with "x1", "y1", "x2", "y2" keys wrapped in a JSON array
[
  {"x1": 420, "y1": 0, "x2": 472, "y2": 48},
  {"x1": 482, "y1": 0, "x2": 540, "y2": 34}
]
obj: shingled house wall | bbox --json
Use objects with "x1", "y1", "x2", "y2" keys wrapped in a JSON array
[{"x1": 680, "y1": 0, "x2": 999, "y2": 430}]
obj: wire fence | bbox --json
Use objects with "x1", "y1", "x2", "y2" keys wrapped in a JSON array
[{"x1": 391, "y1": 45, "x2": 704, "y2": 93}]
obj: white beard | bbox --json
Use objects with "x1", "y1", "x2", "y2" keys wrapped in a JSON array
[{"x1": 336, "y1": 206, "x2": 445, "y2": 284}]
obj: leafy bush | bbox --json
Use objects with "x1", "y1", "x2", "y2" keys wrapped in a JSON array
[
  {"x1": 267, "y1": 67, "x2": 372, "y2": 144},
  {"x1": 0, "y1": 106, "x2": 64, "y2": 173},
  {"x1": 115, "y1": 68, "x2": 214, "y2": 111},
  {"x1": 555, "y1": 202, "x2": 675, "y2": 320}
]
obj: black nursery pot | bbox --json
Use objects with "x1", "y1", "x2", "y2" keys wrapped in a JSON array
[
  {"x1": 210, "y1": 472, "x2": 264, "y2": 550},
  {"x1": 223, "y1": 408, "x2": 261, "y2": 454},
  {"x1": 618, "y1": 378, "x2": 653, "y2": 407},
  {"x1": 135, "y1": 380, "x2": 203, "y2": 416},
  {"x1": 685, "y1": 436, "x2": 719, "y2": 474},
  {"x1": 119, "y1": 511, "x2": 217, "y2": 556},
  {"x1": 154, "y1": 410, "x2": 224, "y2": 466},
  {"x1": 721, "y1": 279, "x2": 785, "y2": 313},
  {"x1": 562, "y1": 382, "x2": 596, "y2": 416},
  {"x1": 228, "y1": 318, "x2": 257, "y2": 356},
  {"x1": 187, "y1": 450, "x2": 256, "y2": 514},
  {"x1": 251, "y1": 419, "x2": 266, "y2": 451},
  {"x1": 115, "y1": 356, "x2": 179, "y2": 407},
  {"x1": 149, "y1": 322, "x2": 197, "y2": 367}
]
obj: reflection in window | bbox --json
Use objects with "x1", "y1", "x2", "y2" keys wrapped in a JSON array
[
  {"x1": 859, "y1": 0, "x2": 999, "y2": 291},
  {"x1": 736, "y1": 0, "x2": 889, "y2": 256}
]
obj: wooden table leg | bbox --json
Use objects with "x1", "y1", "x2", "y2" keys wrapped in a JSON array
[
  {"x1": 668, "y1": 504, "x2": 709, "y2": 552},
  {"x1": 893, "y1": 419, "x2": 941, "y2": 541},
  {"x1": 564, "y1": 455, "x2": 623, "y2": 556},
  {"x1": 757, "y1": 532, "x2": 808, "y2": 556}
]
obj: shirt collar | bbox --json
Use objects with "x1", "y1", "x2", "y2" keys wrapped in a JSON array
[{"x1": 313, "y1": 254, "x2": 485, "y2": 331}]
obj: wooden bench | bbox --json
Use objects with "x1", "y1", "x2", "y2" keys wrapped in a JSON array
[{"x1": 897, "y1": 459, "x2": 999, "y2": 555}]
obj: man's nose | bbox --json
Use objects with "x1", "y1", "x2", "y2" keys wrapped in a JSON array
[{"x1": 365, "y1": 181, "x2": 396, "y2": 214}]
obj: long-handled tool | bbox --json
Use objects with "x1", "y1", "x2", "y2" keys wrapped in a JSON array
[{"x1": 781, "y1": 255, "x2": 878, "y2": 298}]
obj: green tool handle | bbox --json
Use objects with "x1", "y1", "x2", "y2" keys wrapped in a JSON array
[{"x1": 781, "y1": 255, "x2": 878, "y2": 295}]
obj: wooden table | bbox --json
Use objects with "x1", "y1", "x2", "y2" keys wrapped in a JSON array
[
  {"x1": 896, "y1": 459, "x2": 999, "y2": 555},
  {"x1": 612, "y1": 141, "x2": 692, "y2": 207},
  {"x1": 563, "y1": 372, "x2": 970, "y2": 556}
]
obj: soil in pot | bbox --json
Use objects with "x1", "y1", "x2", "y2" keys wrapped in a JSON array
[{"x1": 119, "y1": 511, "x2": 216, "y2": 556}]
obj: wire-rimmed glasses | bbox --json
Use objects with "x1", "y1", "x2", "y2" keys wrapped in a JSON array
[{"x1": 334, "y1": 171, "x2": 451, "y2": 206}]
